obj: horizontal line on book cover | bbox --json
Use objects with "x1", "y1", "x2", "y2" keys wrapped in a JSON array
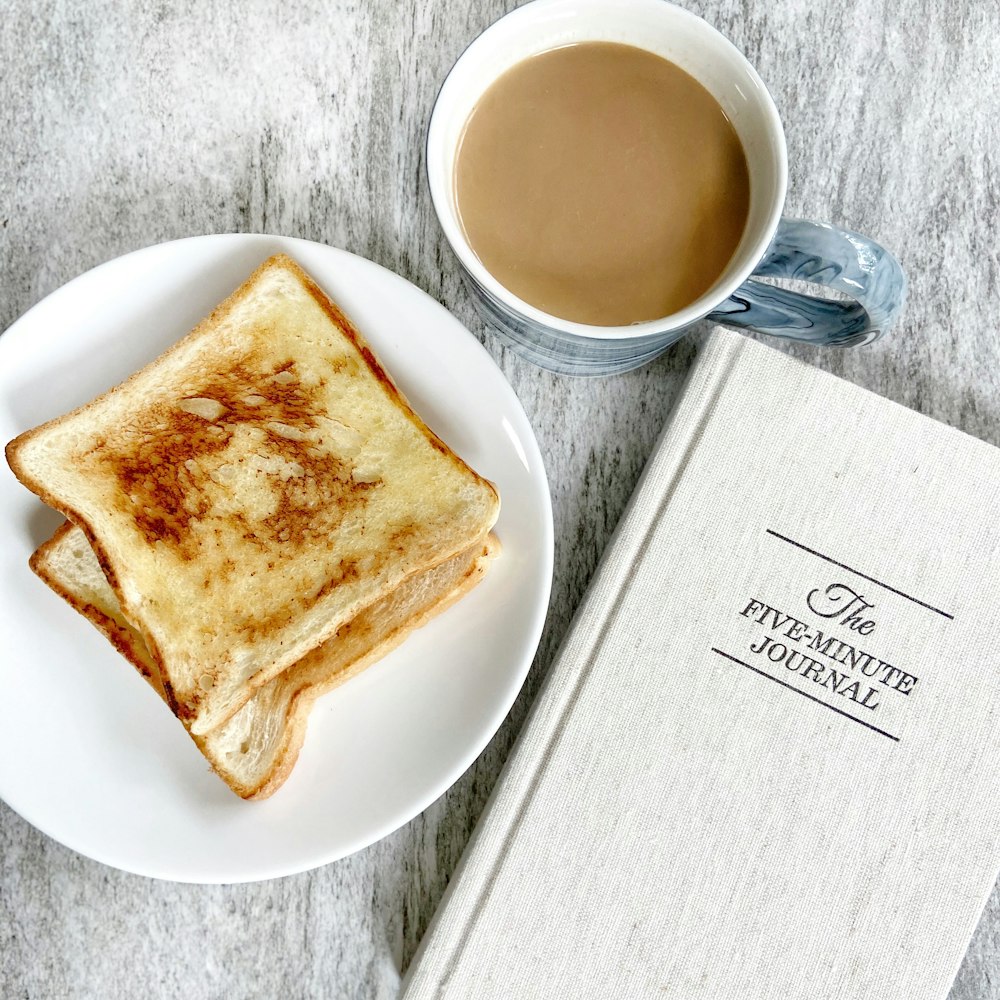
[
  {"x1": 765, "y1": 529, "x2": 954, "y2": 621},
  {"x1": 711, "y1": 648, "x2": 901, "y2": 742}
]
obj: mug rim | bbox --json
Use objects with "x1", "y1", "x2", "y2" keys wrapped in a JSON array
[{"x1": 427, "y1": 0, "x2": 789, "y2": 342}]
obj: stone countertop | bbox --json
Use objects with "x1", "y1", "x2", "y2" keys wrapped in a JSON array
[{"x1": 2, "y1": 1, "x2": 998, "y2": 997}]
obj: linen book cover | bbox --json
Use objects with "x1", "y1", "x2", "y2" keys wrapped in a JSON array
[{"x1": 402, "y1": 328, "x2": 1000, "y2": 1000}]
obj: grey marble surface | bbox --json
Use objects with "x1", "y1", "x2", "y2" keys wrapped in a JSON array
[{"x1": 1, "y1": 1, "x2": 998, "y2": 997}]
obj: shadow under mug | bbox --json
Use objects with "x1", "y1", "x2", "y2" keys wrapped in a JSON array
[{"x1": 427, "y1": 0, "x2": 906, "y2": 377}]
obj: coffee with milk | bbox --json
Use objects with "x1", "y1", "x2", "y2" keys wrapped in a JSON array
[{"x1": 454, "y1": 42, "x2": 750, "y2": 327}]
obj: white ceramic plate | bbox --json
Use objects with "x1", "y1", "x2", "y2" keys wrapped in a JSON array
[{"x1": 0, "y1": 234, "x2": 552, "y2": 883}]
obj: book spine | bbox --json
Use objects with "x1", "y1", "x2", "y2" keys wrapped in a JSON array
[{"x1": 401, "y1": 330, "x2": 748, "y2": 999}]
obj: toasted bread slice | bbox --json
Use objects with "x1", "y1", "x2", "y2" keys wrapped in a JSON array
[
  {"x1": 31, "y1": 523, "x2": 499, "y2": 799},
  {"x1": 7, "y1": 254, "x2": 500, "y2": 735}
]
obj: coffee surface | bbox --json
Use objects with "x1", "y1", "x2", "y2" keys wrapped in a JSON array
[{"x1": 455, "y1": 42, "x2": 750, "y2": 326}]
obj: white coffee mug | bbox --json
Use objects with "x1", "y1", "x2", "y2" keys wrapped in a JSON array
[{"x1": 427, "y1": 0, "x2": 905, "y2": 376}]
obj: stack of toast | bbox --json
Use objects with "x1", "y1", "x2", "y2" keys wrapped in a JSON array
[{"x1": 5, "y1": 254, "x2": 500, "y2": 799}]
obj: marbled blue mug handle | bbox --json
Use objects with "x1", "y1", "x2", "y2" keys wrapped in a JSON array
[{"x1": 707, "y1": 218, "x2": 906, "y2": 347}]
